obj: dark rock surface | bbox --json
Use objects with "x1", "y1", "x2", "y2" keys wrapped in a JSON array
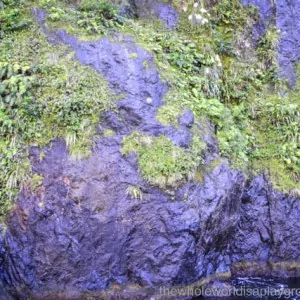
[
  {"x1": 231, "y1": 176, "x2": 300, "y2": 264},
  {"x1": 129, "y1": 0, "x2": 178, "y2": 29},
  {"x1": 276, "y1": 0, "x2": 300, "y2": 85},
  {"x1": 152, "y1": 2, "x2": 178, "y2": 29},
  {"x1": 0, "y1": 5, "x2": 299, "y2": 299},
  {"x1": 240, "y1": 0, "x2": 274, "y2": 37},
  {"x1": 241, "y1": 0, "x2": 300, "y2": 85},
  {"x1": 179, "y1": 110, "x2": 195, "y2": 129},
  {"x1": 0, "y1": 139, "x2": 246, "y2": 296},
  {"x1": 1, "y1": 139, "x2": 299, "y2": 298}
]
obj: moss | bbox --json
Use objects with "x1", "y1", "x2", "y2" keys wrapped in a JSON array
[
  {"x1": 30, "y1": 174, "x2": 44, "y2": 191},
  {"x1": 118, "y1": 15, "x2": 254, "y2": 169},
  {"x1": 121, "y1": 132, "x2": 205, "y2": 188},
  {"x1": 35, "y1": 0, "x2": 124, "y2": 40},
  {"x1": 156, "y1": 88, "x2": 183, "y2": 126},
  {"x1": 103, "y1": 129, "x2": 115, "y2": 137},
  {"x1": 129, "y1": 52, "x2": 138, "y2": 59},
  {"x1": 117, "y1": 2, "x2": 298, "y2": 192},
  {"x1": 126, "y1": 185, "x2": 143, "y2": 200},
  {"x1": 194, "y1": 170, "x2": 204, "y2": 183},
  {"x1": 252, "y1": 159, "x2": 299, "y2": 193},
  {"x1": 207, "y1": 158, "x2": 223, "y2": 172},
  {"x1": 250, "y1": 80, "x2": 300, "y2": 191},
  {"x1": 1, "y1": 0, "x2": 298, "y2": 219},
  {"x1": 0, "y1": 21, "x2": 116, "y2": 218},
  {"x1": 142, "y1": 60, "x2": 150, "y2": 69}
]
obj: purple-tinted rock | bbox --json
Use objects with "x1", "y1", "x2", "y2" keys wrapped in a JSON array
[
  {"x1": 231, "y1": 175, "x2": 300, "y2": 264},
  {"x1": 240, "y1": 0, "x2": 274, "y2": 37},
  {"x1": 0, "y1": 142, "x2": 247, "y2": 296},
  {"x1": 179, "y1": 110, "x2": 195, "y2": 129},
  {"x1": 132, "y1": 0, "x2": 178, "y2": 29},
  {"x1": 276, "y1": 0, "x2": 300, "y2": 85},
  {"x1": 0, "y1": 6, "x2": 299, "y2": 299},
  {"x1": 153, "y1": 3, "x2": 178, "y2": 29},
  {"x1": 241, "y1": 0, "x2": 300, "y2": 85}
]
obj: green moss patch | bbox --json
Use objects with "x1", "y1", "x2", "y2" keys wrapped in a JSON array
[{"x1": 121, "y1": 132, "x2": 205, "y2": 188}]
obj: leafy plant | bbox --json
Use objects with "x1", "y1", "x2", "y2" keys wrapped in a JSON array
[
  {"x1": 257, "y1": 26, "x2": 279, "y2": 67},
  {"x1": 0, "y1": 0, "x2": 31, "y2": 35},
  {"x1": 119, "y1": 1, "x2": 298, "y2": 192},
  {"x1": 30, "y1": 173, "x2": 44, "y2": 191},
  {"x1": 38, "y1": 0, "x2": 124, "y2": 37},
  {"x1": 0, "y1": 26, "x2": 116, "y2": 218},
  {"x1": 78, "y1": 0, "x2": 117, "y2": 18}
]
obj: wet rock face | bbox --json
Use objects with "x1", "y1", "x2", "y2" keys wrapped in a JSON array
[
  {"x1": 241, "y1": 0, "x2": 274, "y2": 37},
  {"x1": 0, "y1": 5, "x2": 299, "y2": 299},
  {"x1": 231, "y1": 176, "x2": 300, "y2": 265},
  {"x1": 0, "y1": 9, "x2": 248, "y2": 297},
  {"x1": 35, "y1": 11, "x2": 190, "y2": 147},
  {"x1": 0, "y1": 140, "x2": 246, "y2": 296},
  {"x1": 1, "y1": 143, "x2": 299, "y2": 298},
  {"x1": 241, "y1": 0, "x2": 300, "y2": 85}
]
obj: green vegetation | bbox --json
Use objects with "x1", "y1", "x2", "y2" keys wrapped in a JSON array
[
  {"x1": 252, "y1": 83, "x2": 300, "y2": 190},
  {"x1": 0, "y1": 1, "x2": 116, "y2": 218},
  {"x1": 0, "y1": 0, "x2": 32, "y2": 36},
  {"x1": 0, "y1": 0, "x2": 299, "y2": 218},
  {"x1": 118, "y1": 0, "x2": 299, "y2": 191},
  {"x1": 257, "y1": 25, "x2": 280, "y2": 83},
  {"x1": 121, "y1": 132, "x2": 205, "y2": 188},
  {"x1": 129, "y1": 52, "x2": 138, "y2": 59},
  {"x1": 37, "y1": 0, "x2": 124, "y2": 38},
  {"x1": 30, "y1": 174, "x2": 44, "y2": 191}
]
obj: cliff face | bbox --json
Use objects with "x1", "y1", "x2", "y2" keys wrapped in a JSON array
[
  {"x1": 242, "y1": 0, "x2": 300, "y2": 84},
  {"x1": 1, "y1": 141, "x2": 299, "y2": 298},
  {"x1": 276, "y1": 0, "x2": 300, "y2": 84},
  {"x1": 132, "y1": 0, "x2": 300, "y2": 84},
  {"x1": 0, "y1": 1, "x2": 299, "y2": 299}
]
